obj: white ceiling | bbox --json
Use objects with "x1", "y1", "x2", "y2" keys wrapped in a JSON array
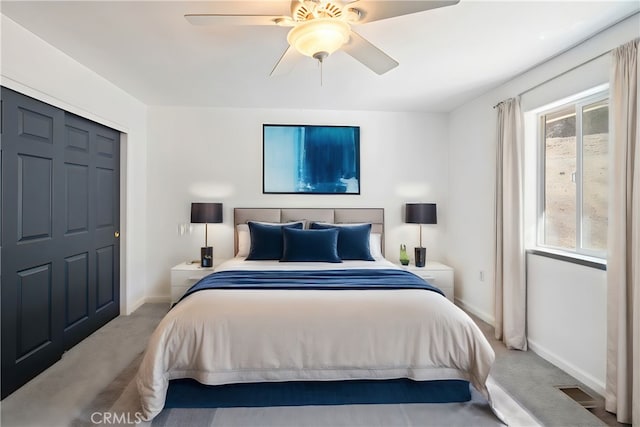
[{"x1": 2, "y1": 1, "x2": 638, "y2": 112}]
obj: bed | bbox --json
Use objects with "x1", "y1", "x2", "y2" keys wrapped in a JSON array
[{"x1": 137, "y1": 208, "x2": 495, "y2": 421}]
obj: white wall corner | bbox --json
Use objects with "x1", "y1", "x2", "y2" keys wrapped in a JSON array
[
  {"x1": 145, "y1": 296, "x2": 171, "y2": 304},
  {"x1": 455, "y1": 297, "x2": 495, "y2": 326},
  {"x1": 527, "y1": 338, "x2": 606, "y2": 397},
  {"x1": 127, "y1": 296, "x2": 147, "y2": 316},
  {"x1": 126, "y1": 296, "x2": 170, "y2": 316}
]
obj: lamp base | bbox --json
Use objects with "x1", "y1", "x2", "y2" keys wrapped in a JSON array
[
  {"x1": 414, "y1": 247, "x2": 426, "y2": 268},
  {"x1": 201, "y1": 247, "x2": 213, "y2": 267}
]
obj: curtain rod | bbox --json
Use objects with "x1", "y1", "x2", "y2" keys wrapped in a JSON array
[
  {"x1": 492, "y1": 49, "x2": 612, "y2": 109},
  {"x1": 491, "y1": 10, "x2": 639, "y2": 109}
]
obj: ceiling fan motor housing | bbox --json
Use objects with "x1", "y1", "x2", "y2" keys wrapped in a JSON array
[
  {"x1": 287, "y1": 18, "x2": 350, "y2": 58},
  {"x1": 292, "y1": 1, "x2": 344, "y2": 21}
]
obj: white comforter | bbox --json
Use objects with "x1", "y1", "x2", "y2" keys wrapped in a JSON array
[{"x1": 137, "y1": 258, "x2": 495, "y2": 421}]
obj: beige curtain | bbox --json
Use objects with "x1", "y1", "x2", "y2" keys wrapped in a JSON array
[
  {"x1": 606, "y1": 38, "x2": 639, "y2": 425},
  {"x1": 494, "y1": 97, "x2": 527, "y2": 351}
]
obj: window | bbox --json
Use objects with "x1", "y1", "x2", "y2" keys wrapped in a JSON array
[{"x1": 537, "y1": 91, "x2": 609, "y2": 258}]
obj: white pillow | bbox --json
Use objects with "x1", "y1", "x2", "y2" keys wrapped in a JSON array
[
  {"x1": 236, "y1": 221, "x2": 305, "y2": 257},
  {"x1": 236, "y1": 224, "x2": 251, "y2": 257},
  {"x1": 369, "y1": 233, "x2": 383, "y2": 259}
]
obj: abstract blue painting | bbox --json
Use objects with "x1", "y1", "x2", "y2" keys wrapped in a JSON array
[{"x1": 263, "y1": 124, "x2": 360, "y2": 194}]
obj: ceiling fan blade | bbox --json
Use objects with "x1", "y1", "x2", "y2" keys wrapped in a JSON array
[
  {"x1": 342, "y1": 30, "x2": 398, "y2": 75},
  {"x1": 270, "y1": 46, "x2": 301, "y2": 77},
  {"x1": 185, "y1": 14, "x2": 284, "y2": 26},
  {"x1": 350, "y1": 0, "x2": 459, "y2": 24}
]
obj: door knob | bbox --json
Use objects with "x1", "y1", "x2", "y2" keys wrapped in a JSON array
[{"x1": 114, "y1": 231, "x2": 120, "y2": 238}]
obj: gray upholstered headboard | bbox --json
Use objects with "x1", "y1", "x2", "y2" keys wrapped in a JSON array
[{"x1": 233, "y1": 208, "x2": 384, "y2": 256}]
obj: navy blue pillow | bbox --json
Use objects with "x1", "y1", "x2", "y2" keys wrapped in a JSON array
[
  {"x1": 309, "y1": 223, "x2": 375, "y2": 261},
  {"x1": 280, "y1": 228, "x2": 342, "y2": 263},
  {"x1": 246, "y1": 221, "x2": 303, "y2": 260}
]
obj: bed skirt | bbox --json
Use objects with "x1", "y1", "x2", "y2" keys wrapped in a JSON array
[{"x1": 165, "y1": 379, "x2": 472, "y2": 408}]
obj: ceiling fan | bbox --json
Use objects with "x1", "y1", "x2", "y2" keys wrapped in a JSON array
[{"x1": 185, "y1": 0, "x2": 459, "y2": 77}]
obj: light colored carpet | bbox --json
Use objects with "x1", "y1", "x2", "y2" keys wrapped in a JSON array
[
  {"x1": 1, "y1": 304, "x2": 609, "y2": 426},
  {"x1": 69, "y1": 351, "x2": 539, "y2": 427},
  {"x1": 0, "y1": 304, "x2": 164, "y2": 427}
]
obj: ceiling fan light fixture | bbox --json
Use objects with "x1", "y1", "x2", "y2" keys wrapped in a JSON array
[{"x1": 287, "y1": 18, "x2": 350, "y2": 58}]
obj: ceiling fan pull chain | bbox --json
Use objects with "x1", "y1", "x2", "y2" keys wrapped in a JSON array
[{"x1": 313, "y1": 51, "x2": 328, "y2": 86}]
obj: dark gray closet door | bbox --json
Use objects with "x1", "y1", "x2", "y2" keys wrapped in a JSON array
[
  {"x1": 62, "y1": 113, "x2": 120, "y2": 349},
  {"x1": 1, "y1": 88, "x2": 66, "y2": 398},
  {"x1": 1, "y1": 87, "x2": 120, "y2": 398}
]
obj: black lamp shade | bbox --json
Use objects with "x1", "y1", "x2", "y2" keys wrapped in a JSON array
[
  {"x1": 191, "y1": 202, "x2": 222, "y2": 267},
  {"x1": 191, "y1": 203, "x2": 223, "y2": 224},
  {"x1": 405, "y1": 203, "x2": 436, "y2": 268},
  {"x1": 405, "y1": 203, "x2": 437, "y2": 225}
]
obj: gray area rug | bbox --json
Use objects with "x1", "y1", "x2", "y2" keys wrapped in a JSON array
[{"x1": 72, "y1": 353, "x2": 540, "y2": 427}]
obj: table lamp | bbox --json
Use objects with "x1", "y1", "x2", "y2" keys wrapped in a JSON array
[
  {"x1": 190, "y1": 202, "x2": 223, "y2": 267},
  {"x1": 405, "y1": 203, "x2": 437, "y2": 267}
]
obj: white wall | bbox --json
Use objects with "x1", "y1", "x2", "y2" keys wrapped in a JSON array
[
  {"x1": 1, "y1": 15, "x2": 148, "y2": 314},
  {"x1": 527, "y1": 254, "x2": 607, "y2": 394},
  {"x1": 5, "y1": 7, "x2": 635, "y2": 394},
  {"x1": 145, "y1": 107, "x2": 449, "y2": 299},
  {"x1": 447, "y1": 13, "x2": 639, "y2": 393}
]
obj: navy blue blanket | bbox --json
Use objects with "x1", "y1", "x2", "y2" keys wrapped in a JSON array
[{"x1": 179, "y1": 269, "x2": 444, "y2": 304}]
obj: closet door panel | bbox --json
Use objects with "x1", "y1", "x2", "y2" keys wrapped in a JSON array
[
  {"x1": 1, "y1": 87, "x2": 65, "y2": 399},
  {"x1": 1, "y1": 88, "x2": 120, "y2": 398}
]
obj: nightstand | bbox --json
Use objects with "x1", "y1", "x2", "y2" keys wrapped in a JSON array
[
  {"x1": 398, "y1": 261, "x2": 454, "y2": 302},
  {"x1": 170, "y1": 260, "x2": 224, "y2": 304}
]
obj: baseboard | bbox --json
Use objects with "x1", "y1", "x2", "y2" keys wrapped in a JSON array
[
  {"x1": 145, "y1": 295, "x2": 171, "y2": 304},
  {"x1": 125, "y1": 295, "x2": 170, "y2": 315},
  {"x1": 527, "y1": 338, "x2": 605, "y2": 396},
  {"x1": 455, "y1": 298, "x2": 495, "y2": 326},
  {"x1": 127, "y1": 296, "x2": 147, "y2": 315}
]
